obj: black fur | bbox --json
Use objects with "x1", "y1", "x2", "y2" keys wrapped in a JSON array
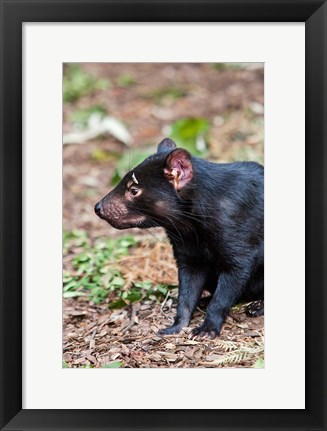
[{"x1": 95, "y1": 138, "x2": 264, "y2": 338}]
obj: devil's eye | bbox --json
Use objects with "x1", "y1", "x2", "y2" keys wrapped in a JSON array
[{"x1": 130, "y1": 187, "x2": 140, "y2": 196}]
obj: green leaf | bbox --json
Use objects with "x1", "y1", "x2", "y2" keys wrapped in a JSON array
[
  {"x1": 63, "y1": 64, "x2": 110, "y2": 103},
  {"x1": 109, "y1": 298, "x2": 127, "y2": 309},
  {"x1": 73, "y1": 253, "x2": 91, "y2": 264},
  {"x1": 146, "y1": 86, "x2": 187, "y2": 102},
  {"x1": 63, "y1": 279, "x2": 79, "y2": 291},
  {"x1": 110, "y1": 276, "x2": 125, "y2": 287},
  {"x1": 63, "y1": 291, "x2": 86, "y2": 298},
  {"x1": 253, "y1": 358, "x2": 265, "y2": 368},
  {"x1": 119, "y1": 237, "x2": 137, "y2": 248},
  {"x1": 155, "y1": 284, "x2": 168, "y2": 295},
  {"x1": 117, "y1": 74, "x2": 136, "y2": 87},
  {"x1": 64, "y1": 234, "x2": 140, "y2": 305},
  {"x1": 134, "y1": 281, "x2": 153, "y2": 290},
  {"x1": 124, "y1": 289, "x2": 143, "y2": 303},
  {"x1": 102, "y1": 361, "x2": 123, "y2": 368},
  {"x1": 213, "y1": 63, "x2": 246, "y2": 71},
  {"x1": 169, "y1": 118, "x2": 210, "y2": 156},
  {"x1": 63, "y1": 275, "x2": 74, "y2": 284}
]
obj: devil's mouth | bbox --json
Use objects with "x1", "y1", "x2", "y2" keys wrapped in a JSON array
[
  {"x1": 96, "y1": 212, "x2": 107, "y2": 221},
  {"x1": 101, "y1": 215, "x2": 146, "y2": 230}
]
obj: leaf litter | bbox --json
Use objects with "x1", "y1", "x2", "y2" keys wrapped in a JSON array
[{"x1": 63, "y1": 239, "x2": 264, "y2": 369}]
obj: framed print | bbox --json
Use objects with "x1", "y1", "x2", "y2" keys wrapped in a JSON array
[{"x1": 0, "y1": 1, "x2": 326, "y2": 431}]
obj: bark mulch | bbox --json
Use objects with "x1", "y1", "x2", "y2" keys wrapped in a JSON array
[{"x1": 63, "y1": 240, "x2": 264, "y2": 369}]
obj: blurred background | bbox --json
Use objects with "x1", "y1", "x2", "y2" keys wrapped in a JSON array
[{"x1": 63, "y1": 63, "x2": 264, "y2": 368}]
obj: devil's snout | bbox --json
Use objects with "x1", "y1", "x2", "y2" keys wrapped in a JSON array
[{"x1": 94, "y1": 201, "x2": 103, "y2": 218}]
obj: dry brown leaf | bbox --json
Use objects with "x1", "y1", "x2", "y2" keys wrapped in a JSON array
[
  {"x1": 164, "y1": 343, "x2": 176, "y2": 350},
  {"x1": 205, "y1": 354, "x2": 222, "y2": 361}
]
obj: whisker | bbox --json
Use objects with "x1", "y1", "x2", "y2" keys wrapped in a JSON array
[
  {"x1": 139, "y1": 221, "x2": 162, "y2": 244},
  {"x1": 168, "y1": 212, "x2": 200, "y2": 247}
]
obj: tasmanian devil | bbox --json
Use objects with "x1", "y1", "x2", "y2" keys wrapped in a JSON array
[{"x1": 94, "y1": 138, "x2": 264, "y2": 339}]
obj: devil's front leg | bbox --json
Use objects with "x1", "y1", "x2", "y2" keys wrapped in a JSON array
[
  {"x1": 158, "y1": 263, "x2": 207, "y2": 336},
  {"x1": 191, "y1": 267, "x2": 250, "y2": 339}
]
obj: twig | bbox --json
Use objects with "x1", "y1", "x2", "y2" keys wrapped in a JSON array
[
  {"x1": 196, "y1": 306, "x2": 206, "y2": 315},
  {"x1": 122, "y1": 303, "x2": 139, "y2": 334},
  {"x1": 89, "y1": 328, "x2": 97, "y2": 352},
  {"x1": 160, "y1": 290, "x2": 171, "y2": 311}
]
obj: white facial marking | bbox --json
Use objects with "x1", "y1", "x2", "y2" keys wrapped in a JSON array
[{"x1": 132, "y1": 172, "x2": 139, "y2": 184}]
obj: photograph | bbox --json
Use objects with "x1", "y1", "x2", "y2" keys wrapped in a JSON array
[
  {"x1": 63, "y1": 63, "x2": 264, "y2": 368},
  {"x1": 1, "y1": 0, "x2": 326, "y2": 425}
]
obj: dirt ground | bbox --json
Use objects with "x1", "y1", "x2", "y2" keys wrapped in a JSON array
[{"x1": 63, "y1": 63, "x2": 264, "y2": 368}]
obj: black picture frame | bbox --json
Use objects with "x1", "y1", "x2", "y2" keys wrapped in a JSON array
[{"x1": 0, "y1": 1, "x2": 326, "y2": 430}]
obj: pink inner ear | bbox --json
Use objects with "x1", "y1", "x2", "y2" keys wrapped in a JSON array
[{"x1": 165, "y1": 149, "x2": 193, "y2": 190}]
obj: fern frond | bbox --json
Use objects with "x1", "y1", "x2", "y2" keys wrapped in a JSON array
[
  {"x1": 215, "y1": 340, "x2": 239, "y2": 352},
  {"x1": 208, "y1": 344, "x2": 264, "y2": 366}
]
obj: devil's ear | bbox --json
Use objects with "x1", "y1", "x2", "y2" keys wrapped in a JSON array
[
  {"x1": 157, "y1": 138, "x2": 177, "y2": 154},
  {"x1": 164, "y1": 149, "x2": 193, "y2": 190}
]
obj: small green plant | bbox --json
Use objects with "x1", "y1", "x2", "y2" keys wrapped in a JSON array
[
  {"x1": 63, "y1": 234, "x2": 136, "y2": 303},
  {"x1": 63, "y1": 230, "x2": 89, "y2": 254},
  {"x1": 63, "y1": 64, "x2": 110, "y2": 103},
  {"x1": 102, "y1": 361, "x2": 123, "y2": 368},
  {"x1": 145, "y1": 86, "x2": 187, "y2": 103},
  {"x1": 253, "y1": 357, "x2": 264, "y2": 368},
  {"x1": 212, "y1": 63, "x2": 246, "y2": 72},
  {"x1": 169, "y1": 118, "x2": 210, "y2": 156},
  {"x1": 63, "y1": 231, "x2": 177, "y2": 307},
  {"x1": 109, "y1": 282, "x2": 175, "y2": 310},
  {"x1": 117, "y1": 74, "x2": 136, "y2": 87}
]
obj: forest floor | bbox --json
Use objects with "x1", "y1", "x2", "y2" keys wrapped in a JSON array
[{"x1": 63, "y1": 63, "x2": 264, "y2": 368}]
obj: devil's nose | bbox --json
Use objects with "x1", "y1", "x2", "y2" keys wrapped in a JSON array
[{"x1": 94, "y1": 201, "x2": 102, "y2": 216}]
